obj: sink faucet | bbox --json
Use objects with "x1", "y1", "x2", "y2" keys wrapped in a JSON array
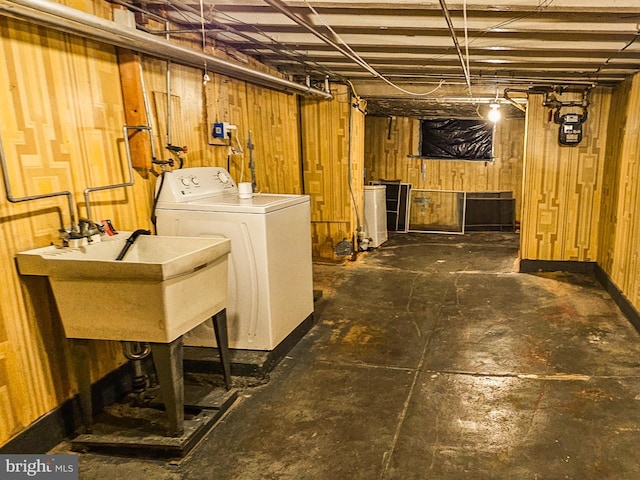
[
  {"x1": 78, "y1": 218, "x2": 103, "y2": 238},
  {"x1": 59, "y1": 218, "x2": 105, "y2": 246}
]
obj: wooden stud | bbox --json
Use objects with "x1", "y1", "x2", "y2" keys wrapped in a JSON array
[{"x1": 117, "y1": 49, "x2": 152, "y2": 169}]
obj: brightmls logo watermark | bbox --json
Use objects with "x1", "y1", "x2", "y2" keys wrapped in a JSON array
[{"x1": 0, "y1": 455, "x2": 78, "y2": 479}]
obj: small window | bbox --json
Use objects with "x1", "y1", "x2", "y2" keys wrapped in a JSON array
[{"x1": 419, "y1": 119, "x2": 494, "y2": 161}]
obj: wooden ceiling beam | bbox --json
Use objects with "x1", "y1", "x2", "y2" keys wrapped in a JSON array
[
  {"x1": 267, "y1": 57, "x2": 639, "y2": 70},
  {"x1": 227, "y1": 43, "x2": 640, "y2": 59},
  {"x1": 220, "y1": 24, "x2": 639, "y2": 40},
  {"x1": 208, "y1": 2, "x2": 640, "y2": 16}
]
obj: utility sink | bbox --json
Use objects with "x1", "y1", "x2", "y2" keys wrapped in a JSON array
[{"x1": 17, "y1": 234, "x2": 230, "y2": 343}]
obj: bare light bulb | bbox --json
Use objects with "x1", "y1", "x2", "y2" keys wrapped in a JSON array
[{"x1": 488, "y1": 103, "x2": 501, "y2": 123}]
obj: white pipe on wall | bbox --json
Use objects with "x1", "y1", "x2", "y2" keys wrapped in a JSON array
[{"x1": 0, "y1": 0, "x2": 332, "y2": 99}]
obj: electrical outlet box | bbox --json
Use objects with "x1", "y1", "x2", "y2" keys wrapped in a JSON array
[
  {"x1": 210, "y1": 122, "x2": 238, "y2": 146},
  {"x1": 212, "y1": 122, "x2": 225, "y2": 139},
  {"x1": 212, "y1": 122, "x2": 237, "y2": 139}
]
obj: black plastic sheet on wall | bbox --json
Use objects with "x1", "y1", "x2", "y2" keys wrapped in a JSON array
[{"x1": 419, "y1": 119, "x2": 494, "y2": 160}]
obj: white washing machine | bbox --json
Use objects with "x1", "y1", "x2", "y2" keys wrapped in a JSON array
[{"x1": 155, "y1": 167, "x2": 314, "y2": 351}]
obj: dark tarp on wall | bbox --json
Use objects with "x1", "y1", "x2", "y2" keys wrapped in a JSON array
[{"x1": 419, "y1": 119, "x2": 493, "y2": 160}]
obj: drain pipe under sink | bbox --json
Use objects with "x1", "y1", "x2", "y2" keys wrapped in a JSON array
[
  {"x1": 121, "y1": 341, "x2": 152, "y2": 404},
  {"x1": 117, "y1": 229, "x2": 152, "y2": 403}
]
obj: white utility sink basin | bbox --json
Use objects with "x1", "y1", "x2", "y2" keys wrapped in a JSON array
[{"x1": 17, "y1": 234, "x2": 230, "y2": 343}]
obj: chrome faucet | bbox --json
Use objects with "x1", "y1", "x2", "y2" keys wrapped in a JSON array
[
  {"x1": 78, "y1": 217, "x2": 103, "y2": 238},
  {"x1": 59, "y1": 218, "x2": 104, "y2": 246}
]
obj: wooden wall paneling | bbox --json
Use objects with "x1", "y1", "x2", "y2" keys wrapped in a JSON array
[
  {"x1": 153, "y1": 92, "x2": 185, "y2": 158},
  {"x1": 520, "y1": 90, "x2": 610, "y2": 261},
  {"x1": 132, "y1": 57, "x2": 166, "y2": 174},
  {"x1": 206, "y1": 73, "x2": 231, "y2": 130},
  {"x1": 218, "y1": 76, "x2": 249, "y2": 179},
  {"x1": 204, "y1": 73, "x2": 235, "y2": 169},
  {"x1": 521, "y1": 95, "x2": 566, "y2": 259},
  {"x1": 349, "y1": 104, "x2": 365, "y2": 234},
  {"x1": 622, "y1": 81, "x2": 640, "y2": 308},
  {"x1": 364, "y1": 115, "x2": 525, "y2": 225},
  {"x1": 605, "y1": 75, "x2": 640, "y2": 305},
  {"x1": 203, "y1": 73, "x2": 250, "y2": 176},
  {"x1": 145, "y1": 53, "x2": 307, "y2": 196},
  {"x1": 301, "y1": 84, "x2": 356, "y2": 259},
  {"x1": 572, "y1": 89, "x2": 609, "y2": 261},
  {"x1": 59, "y1": 0, "x2": 112, "y2": 17},
  {"x1": 246, "y1": 85, "x2": 302, "y2": 194},
  {"x1": 117, "y1": 49, "x2": 152, "y2": 169},
  {"x1": 493, "y1": 119, "x2": 525, "y2": 218},
  {"x1": 597, "y1": 79, "x2": 631, "y2": 274},
  {"x1": 149, "y1": 58, "x2": 305, "y2": 194},
  {"x1": 0, "y1": 17, "x2": 130, "y2": 446},
  {"x1": 0, "y1": 3, "x2": 310, "y2": 447},
  {"x1": 229, "y1": 82, "x2": 252, "y2": 185},
  {"x1": 69, "y1": 42, "x2": 150, "y2": 230},
  {"x1": 0, "y1": 219, "x2": 44, "y2": 440},
  {"x1": 245, "y1": 85, "x2": 271, "y2": 189},
  {"x1": 144, "y1": 58, "x2": 210, "y2": 170},
  {"x1": 364, "y1": 116, "x2": 414, "y2": 184},
  {"x1": 204, "y1": 74, "x2": 303, "y2": 193}
]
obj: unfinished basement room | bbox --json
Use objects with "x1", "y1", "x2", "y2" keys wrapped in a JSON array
[{"x1": 1, "y1": 0, "x2": 640, "y2": 479}]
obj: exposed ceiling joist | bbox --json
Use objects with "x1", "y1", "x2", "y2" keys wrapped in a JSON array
[{"x1": 120, "y1": 0, "x2": 640, "y2": 117}]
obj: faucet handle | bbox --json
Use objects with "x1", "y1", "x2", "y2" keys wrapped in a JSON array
[{"x1": 78, "y1": 217, "x2": 104, "y2": 237}]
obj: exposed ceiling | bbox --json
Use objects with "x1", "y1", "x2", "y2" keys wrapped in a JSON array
[{"x1": 127, "y1": 0, "x2": 640, "y2": 118}]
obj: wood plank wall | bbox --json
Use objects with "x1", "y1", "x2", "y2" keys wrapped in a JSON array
[
  {"x1": 244, "y1": 84, "x2": 303, "y2": 193},
  {"x1": 0, "y1": 17, "x2": 134, "y2": 445},
  {"x1": 598, "y1": 74, "x2": 640, "y2": 309},
  {"x1": 144, "y1": 57, "x2": 302, "y2": 194},
  {"x1": 300, "y1": 85, "x2": 365, "y2": 259},
  {"x1": 364, "y1": 116, "x2": 525, "y2": 224},
  {"x1": 350, "y1": 101, "x2": 366, "y2": 243},
  {"x1": 520, "y1": 89, "x2": 611, "y2": 261},
  {"x1": 0, "y1": 6, "x2": 310, "y2": 447}
]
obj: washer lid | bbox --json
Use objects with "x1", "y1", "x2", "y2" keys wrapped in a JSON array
[{"x1": 156, "y1": 192, "x2": 309, "y2": 214}]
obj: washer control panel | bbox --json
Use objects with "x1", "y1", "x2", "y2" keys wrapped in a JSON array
[{"x1": 157, "y1": 167, "x2": 238, "y2": 202}]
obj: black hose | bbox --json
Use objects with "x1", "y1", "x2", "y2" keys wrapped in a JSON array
[
  {"x1": 150, "y1": 171, "x2": 166, "y2": 235},
  {"x1": 115, "y1": 229, "x2": 151, "y2": 261}
]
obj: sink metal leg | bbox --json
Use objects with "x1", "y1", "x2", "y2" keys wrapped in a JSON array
[
  {"x1": 150, "y1": 337, "x2": 184, "y2": 437},
  {"x1": 71, "y1": 339, "x2": 93, "y2": 433},
  {"x1": 212, "y1": 309, "x2": 232, "y2": 390}
]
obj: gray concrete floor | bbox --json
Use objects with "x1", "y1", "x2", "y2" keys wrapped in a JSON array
[{"x1": 74, "y1": 232, "x2": 640, "y2": 479}]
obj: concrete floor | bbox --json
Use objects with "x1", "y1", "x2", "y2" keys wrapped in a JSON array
[{"x1": 73, "y1": 232, "x2": 640, "y2": 479}]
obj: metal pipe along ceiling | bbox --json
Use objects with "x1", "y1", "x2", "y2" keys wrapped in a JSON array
[
  {"x1": 262, "y1": 0, "x2": 377, "y2": 77},
  {"x1": 0, "y1": 0, "x2": 332, "y2": 99},
  {"x1": 438, "y1": 0, "x2": 472, "y2": 92}
]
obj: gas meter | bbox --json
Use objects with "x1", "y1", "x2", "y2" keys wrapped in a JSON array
[{"x1": 554, "y1": 108, "x2": 588, "y2": 146}]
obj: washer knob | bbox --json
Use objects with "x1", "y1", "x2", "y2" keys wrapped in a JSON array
[{"x1": 217, "y1": 171, "x2": 230, "y2": 183}]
